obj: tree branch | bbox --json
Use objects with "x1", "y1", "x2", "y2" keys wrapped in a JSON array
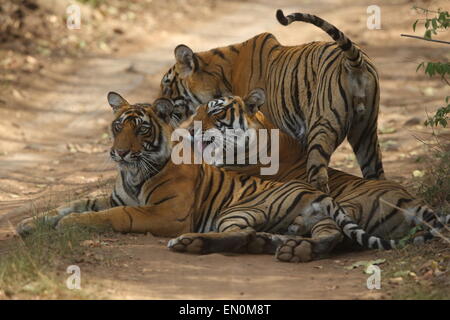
[{"x1": 401, "y1": 34, "x2": 450, "y2": 45}]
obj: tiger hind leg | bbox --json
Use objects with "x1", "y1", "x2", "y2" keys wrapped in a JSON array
[{"x1": 347, "y1": 73, "x2": 385, "y2": 180}]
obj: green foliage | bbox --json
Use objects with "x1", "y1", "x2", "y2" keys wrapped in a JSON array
[
  {"x1": 416, "y1": 62, "x2": 450, "y2": 82},
  {"x1": 412, "y1": 7, "x2": 450, "y2": 128},
  {"x1": 413, "y1": 7, "x2": 450, "y2": 39},
  {"x1": 424, "y1": 96, "x2": 450, "y2": 127}
]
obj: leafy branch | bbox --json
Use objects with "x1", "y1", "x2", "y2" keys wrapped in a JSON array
[{"x1": 403, "y1": 7, "x2": 450, "y2": 128}]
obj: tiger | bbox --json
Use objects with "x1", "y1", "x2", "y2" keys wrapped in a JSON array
[
  {"x1": 159, "y1": 9, "x2": 385, "y2": 193},
  {"x1": 15, "y1": 92, "x2": 437, "y2": 263},
  {"x1": 183, "y1": 88, "x2": 450, "y2": 252}
]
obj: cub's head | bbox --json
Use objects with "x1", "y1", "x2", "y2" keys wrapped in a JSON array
[
  {"x1": 191, "y1": 88, "x2": 266, "y2": 133},
  {"x1": 160, "y1": 45, "x2": 232, "y2": 109},
  {"x1": 185, "y1": 88, "x2": 266, "y2": 167},
  {"x1": 107, "y1": 92, "x2": 188, "y2": 175}
]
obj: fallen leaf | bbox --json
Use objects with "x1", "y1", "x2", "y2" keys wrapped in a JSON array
[
  {"x1": 345, "y1": 258, "x2": 386, "y2": 270},
  {"x1": 388, "y1": 277, "x2": 403, "y2": 285},
  {"x1": 413, "y1": 170, "x2": 425, "y2": 178},
  {"x1": 393, "y1": 270, "x2": 410, "y2": 277},
  {"x1": 379, "y1": 127, "x2": 397, "y2": 134},
  {"x1": 81, "y1": 240, "x2": 95, "y2": 247}
]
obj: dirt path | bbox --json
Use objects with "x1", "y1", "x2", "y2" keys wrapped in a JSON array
[{"x1": 0, "y1": 0, "x2": 448, "y2": 299}]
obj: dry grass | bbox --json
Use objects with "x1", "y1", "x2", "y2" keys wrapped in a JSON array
[
  {"x1": 382, "y1": 240, "x2": 450, "y2": 299},
  {"x1": 0, "y1": 216, "x2": 108, "y2": 299},
  {"x1": 381, "y1": 137, "x2": 450, "y2": 300}
]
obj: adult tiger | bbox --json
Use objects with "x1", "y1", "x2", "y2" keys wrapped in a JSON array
[
  {"x1": 15, "y1": 92, "x2": 431, "y2": 263},
  {"x1": 160, "y1": 10, "x2": 385, "y2": 193},
  {"x1": 185, "y1": 88, "x2": 449, "y2": 253}
]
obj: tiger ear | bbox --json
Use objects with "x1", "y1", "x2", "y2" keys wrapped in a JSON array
[
  {"x1": 174, "y1": 44, "x2": 197, "y2": 77},
  {"x1": 107, "y1": 92, "x2": 129, "y2": 112},
  {"x1": 178, "y1": 113, "x2": 196, "y2": 130},
  {"x1": 243, "y1": 88, "x2": 265, "y2": 115},
  {"x1": 153, "y1": 98, "x2": 174, "y2": 123}
]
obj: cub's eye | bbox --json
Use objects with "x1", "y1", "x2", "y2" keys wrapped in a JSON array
[
  {"x1": 113, "y1": 121, "x2": 122, "y2": 132},
  {"x1": 138, "y1": 126, "x2": 151, "y2": 135},
  {"x1": 214, "y1": 110, "x2": 226, "y2": 118}
]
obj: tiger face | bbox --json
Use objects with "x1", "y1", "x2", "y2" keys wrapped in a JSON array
[
  {"x1": 192, "y1": 88, "x2": 266, "y2": 133},
  {"x1": 107, "y1": 92, "x2": 177, "y2": 176},
  {"x1": 160, "y1": 45, "x2": 232, "y2": 109},
  {"x1": 187, "y1": 88, "x2": 266, "y2": 167}
]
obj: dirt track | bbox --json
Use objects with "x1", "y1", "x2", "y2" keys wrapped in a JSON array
[{"x1": 0, "y1": 0, "x2": 449, "y2": 299}]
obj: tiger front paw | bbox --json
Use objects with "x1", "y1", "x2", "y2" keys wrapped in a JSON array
[
  {"x1": 275, "y1": 239, "x2": 313, "y2": 263},
  {"x1": 167, "y1": 234, "x2": 205, "y2": 254},
  {"x1": 312, "y1": 169, "x2": 330, "y2": 194},
  {"x1": 16, "y1": 212, "x2": 60, "y2": 236}
]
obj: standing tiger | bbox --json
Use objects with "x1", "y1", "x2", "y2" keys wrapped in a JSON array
[
  {"x1": 16, "y1": 92, "x2": 440, "y2": 263},
  {"x1": 183, "y1": 88, "x2": 449, "y2": 253},
  {"x1": 160, "y1": 10, "x2": 385, "y2": 193}
]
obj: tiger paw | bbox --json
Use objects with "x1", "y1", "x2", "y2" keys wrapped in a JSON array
[
  {"x1": 16, "y1": 217, "x2": 39, "y2": 236},
  {"x1": 16, "y1": 213, "x2": 60, "y2": 236},
  {"x1": 275, "y1": 239, "x2": 313, "y2": 263},
  {"x1": 313, "y1": 170, "x2": 330, "y2": 194},
  {"x1": 167, "y1": 234, "x2": 205, "y2": 254},
  {"x1": 311, "y1": 176, "x2": 330, "y2": 194}
]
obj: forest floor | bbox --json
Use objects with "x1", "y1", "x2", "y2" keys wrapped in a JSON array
[{"x1": 0, "y1": 0, "x2": 449, "y2": 299}]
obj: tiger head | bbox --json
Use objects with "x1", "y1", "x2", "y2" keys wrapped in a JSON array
[
  {"x1": 107, "y1": 92, "x2": 188, "y2": 177},
  {"x1": 160, "y1": 45, "x2": 232, "y2": 109},
  {"x1": 186, "y1": 88, "x2": 267, "y2": 167},
  {"x1": 191, "y1": 88, "x2": 266, "y2": 133}
]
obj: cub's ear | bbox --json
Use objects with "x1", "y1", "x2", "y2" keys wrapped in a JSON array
[
  {"x1": 243, "y1": 88, "x2": 265, "y2": 115},
  {"x1": 153, "y1": 98, "x2": 174, "y2": 123},
  {"x1": 178, "y1": 113, "x2": 196, "y2": 131},
  {"x1": 174, "y1": 44, "x2": 197, "y2": 77},
  {"x1": 107, "y1": 92, "x2": 129, "y2": 112}
]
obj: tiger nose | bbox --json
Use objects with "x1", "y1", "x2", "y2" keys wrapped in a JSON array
[{"x1": 116, "y1": 149, "x2": 130, "y2": 158}]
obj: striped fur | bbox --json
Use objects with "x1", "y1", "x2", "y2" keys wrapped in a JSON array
[
  {"x1": 160, "y1": 10, "x2": 385, "y2": 193},
  {"x1": 187, "y1": 90, "x2": 450, "y2": 250},
  {"x1": 16, "y1": 92, "x2": 426, "y2": 262}
]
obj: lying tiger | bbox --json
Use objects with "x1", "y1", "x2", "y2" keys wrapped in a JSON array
[
  {"x1": 16, "y1": 92, "x2": 433, "y2": 262},
  {"x1": 183, "y1": 88, "x2": 449, "y2": 254},
  {"x1": 160, "y1": 9, "x2": 385, "y2": 193}
]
